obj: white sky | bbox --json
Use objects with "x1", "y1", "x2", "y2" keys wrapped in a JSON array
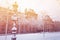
[{"x1": 0, "y1": 0, "x2": 60, "y2": 21}]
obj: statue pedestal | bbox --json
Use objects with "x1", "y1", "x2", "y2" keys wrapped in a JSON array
[{"x1": 12, "y1": 37, "x2": 16, "y2": 40}]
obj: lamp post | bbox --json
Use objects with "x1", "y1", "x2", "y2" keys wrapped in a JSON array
[
  {"x1": 11, "y1": 14, "x2": 18, "y2": 21},
  {"x1": 11, "y1": 14, "x2": 18, "y2": 40},
  {"x1": 11, "y1": 14, "x2": 20, "y2": 34},
  {"x1": 11, "y1": 22, "x2": 17, "y2": 40},
  {"x1": 11, "y1": 14, "x2": 17, "y2": 40},
  {"x1": 5, "y1": 11, "x2": 9, "y2": 40},
  {"x1": 18, "y1": 16, "x2": 20, "y2": 33}
]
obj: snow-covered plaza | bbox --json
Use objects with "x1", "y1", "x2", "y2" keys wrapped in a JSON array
[{"x1": 0, "y1": 32, "x2": 60, "y2": 40}]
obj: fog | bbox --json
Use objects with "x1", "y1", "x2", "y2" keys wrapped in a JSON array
[{"x1": 0, "y1": 0, "x2": 60, "y2": 21}]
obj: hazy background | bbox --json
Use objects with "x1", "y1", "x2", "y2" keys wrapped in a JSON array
[{"x1": 0, "y1": 0, "x2": 60, "y2": 21}]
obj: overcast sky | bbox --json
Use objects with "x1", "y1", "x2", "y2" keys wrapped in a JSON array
[{"x1": 0, "y1": 0, "x2": 60, "y2": 21}]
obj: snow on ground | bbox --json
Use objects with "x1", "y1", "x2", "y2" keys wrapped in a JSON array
[{"x1": 0, "y1": 32, "x2": 60, "y2": 40}]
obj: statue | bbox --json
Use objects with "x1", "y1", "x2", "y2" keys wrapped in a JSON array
[{"x1": 12, "y1": 2, "x2": 18, "y2": 12}]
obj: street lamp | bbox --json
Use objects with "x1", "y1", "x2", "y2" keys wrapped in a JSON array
[
  {"x1": 18, "y1": 16, "x2": 20, "y2": 33},
  {"x1": 11, "y1": 14, "x2": 20, "y2": 33},
  {"x1": 5, "y1": 11, "x2": 9, "y2": 40},
  {"x1": 11, "y1": 14, "x2": 18, "y2": 21},
  {"x1": 11, "y1": 14, "x2": 17, "y2": 40},
  {"x1": 11, "y1": 22, "x2": 17, "y2": 40}
]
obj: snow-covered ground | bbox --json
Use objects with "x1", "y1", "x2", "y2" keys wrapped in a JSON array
[{"x1": 0, "y1": 32, "x2": 60, "y2": 40}]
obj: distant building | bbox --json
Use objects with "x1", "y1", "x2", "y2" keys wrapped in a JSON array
[
  {"x1": 0, "y1": 2, "x2": 39, "y2": 34},
  {"x1": 43, "y1": 15, "x2": 53, "y2": 23},
  {"x1": 25, "y1": 9, "x2": 38, "y2": 20},
  {"x1": 42, "y1": 15, "x2": 54, "y2": 32}
]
